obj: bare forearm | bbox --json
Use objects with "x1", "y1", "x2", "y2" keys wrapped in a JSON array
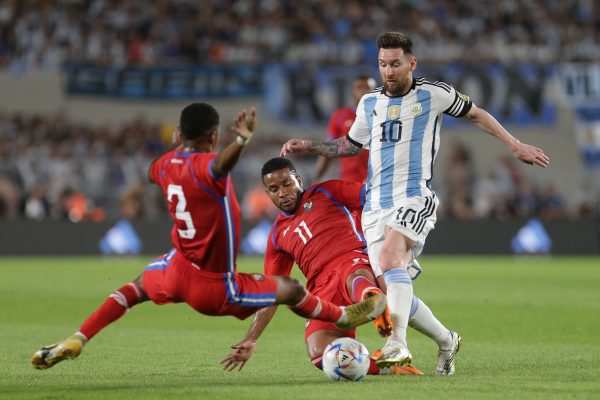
[
  {"x1": 243, "y1": 306, "x2": 278, "y2": 342},
  {"x1": 466, "y1": 106, "x2": 518, "y2": 151},
  {"x1": 308, "y1": 137, "x2": 362, "y2": 158},
  {"x1": 211, "y1": 140, "x2": 246, "y2": 178}
]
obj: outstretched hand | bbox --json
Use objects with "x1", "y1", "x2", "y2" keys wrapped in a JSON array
[
  {"x1": 280, "y1": 139, "x2": 310, "y2": 157},
  {"x1": 512, "y1": 141, "x2": 550, "y2": 168},
  {"x1": 220, "y1": 340, "x2": 256, "y2": 372},
  {"x1": 232, "y1": 107, "x2": 257, "y2": 140}
]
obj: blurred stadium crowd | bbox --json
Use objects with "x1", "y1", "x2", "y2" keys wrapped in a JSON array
[
  {"x1": 0, "y1": 112, "x2": 595, "y2": 222},
  {"x1": 0, "y1": 0, "x2": 598, "y2": 71},
  {"x1": 0, "y1": 0, "x2": 598, "y2": 223}
]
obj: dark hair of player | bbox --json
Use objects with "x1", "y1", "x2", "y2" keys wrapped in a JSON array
[
  {"x1": 261, "y1": 157, "x2": 297, "y2": 178},
  {"x1": 179, "y1": 103, "x2": 220, "y2": 140},
  {"x1": 377, "y1": 32, "x2": 413, "y2": 54}
]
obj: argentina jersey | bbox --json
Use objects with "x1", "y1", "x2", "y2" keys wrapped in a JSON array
[{"x1": 347, "y1": 77, "x2": 472, "y2": 212}]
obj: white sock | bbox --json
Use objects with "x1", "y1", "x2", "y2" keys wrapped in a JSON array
[
  {"x1": 383, "y1": 268, "x2": 413, "y2": 348},
  {"x1": 337, "y1": 307, "x2": 348, "y2": 324},
  {"x1": 408, "y1": 297, "x2": 452, "y2": 349}
]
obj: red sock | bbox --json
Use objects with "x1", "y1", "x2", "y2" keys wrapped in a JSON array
[
  {"x1": 289, "y1": 292, "x2": 342, "y2": 323},
  {"x1": 350, "y1": 276, "x2": 382, "y2": 302},
  {"x1": 311, "y1": 354, "x2": 323, "y2": 370},
  {"x1": 367, "y1": 358, "x2": 381, "y2": 375},
  {"x1": 79, "y1": 283, "x2": 142, "y2": 340}
]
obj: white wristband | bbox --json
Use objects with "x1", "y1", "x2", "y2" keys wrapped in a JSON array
[{"x1": 236, "y1": 135, "x2": 250, "y2": 146}]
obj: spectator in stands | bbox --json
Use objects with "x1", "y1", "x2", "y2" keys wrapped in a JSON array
[
  {"x1": 0, "y1": 0, "x2": 598, "y2": 70},
  {"x1": 22, "y1": 183, "x2": 50, "y2": 221}
]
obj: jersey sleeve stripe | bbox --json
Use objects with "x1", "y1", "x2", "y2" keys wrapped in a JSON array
[
  {"x1": 271, "y1": 220, "x2": 282, "y2": 252},
  {"x1": 443, "y1": 92, "x2": 473, "y2": 117},
  {"x1": 346, "y1": 134, "x2": 364, "y2": 149}
]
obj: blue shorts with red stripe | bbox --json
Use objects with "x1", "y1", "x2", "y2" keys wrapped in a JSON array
[{"x1": 142, "y1": 249, "x2": 278, "y2": 320}]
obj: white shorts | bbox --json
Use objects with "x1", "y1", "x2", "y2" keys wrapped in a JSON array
[{"x1": 362, "y1": 196, "x2": 439, "y2": 277}]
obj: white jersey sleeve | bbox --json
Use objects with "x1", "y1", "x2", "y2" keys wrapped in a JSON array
[
  {"x1": 433, "y1": 81, "x2": 472, "y2": 118},
  {"x1": 347, "y1": 92, "x2": 377, "y2": 150}
]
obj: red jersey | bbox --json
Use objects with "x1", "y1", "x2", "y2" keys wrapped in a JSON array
[
  {"x1": 264, "y1": 180, "x2": 367, "y2": 292},
  {"x1": 327, "y1": 107, "x2": 370, "y2": 183},
  {"x1": 149, "y1": 150, "x2": 241, "y2": 273}
]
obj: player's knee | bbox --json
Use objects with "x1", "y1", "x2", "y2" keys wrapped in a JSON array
[
  {"x1": 132, "y1": 275, "x2": 149, "y2": 302},
  {"x1": 276, "y1": 276, "x2": 306, "y2": 304},
  {"x1": 379, "y1": 247, "x2": 411, "y2": 270},
  {"x1": 288, "y1": 278, "x2": 306, "y2": 303}
]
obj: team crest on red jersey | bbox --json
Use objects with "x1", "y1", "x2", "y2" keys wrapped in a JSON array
[
  {"x1": 303, "y1": 201, "x2": 313, "y2": 212},
  {"x1": 251, "y1": 274, "x2": 265, "y2": 281}
]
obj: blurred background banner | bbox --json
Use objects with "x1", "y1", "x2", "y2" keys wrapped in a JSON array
[
  {"x1": 264, "y1": 63, "x2": 557, "y2": 126},
  {"x1": 64, "y1": 64, "x2": 264, "y2": 98}
]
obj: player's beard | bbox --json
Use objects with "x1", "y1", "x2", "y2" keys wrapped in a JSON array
[{"x1": 384, "y1": 77, "x2": 411, "y2": 97}]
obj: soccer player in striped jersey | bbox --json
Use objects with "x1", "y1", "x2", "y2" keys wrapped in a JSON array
[
  {"x1": 31, "y1": 104, "x2": 386, "y2": 371},
  {"x1": 281, "y1": 32, "x2": 550, "y2": 375}
]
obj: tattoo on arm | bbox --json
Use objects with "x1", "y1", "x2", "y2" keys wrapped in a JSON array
[{"x1": 309, "y1": 137, "x2": 361, "y2": 158}]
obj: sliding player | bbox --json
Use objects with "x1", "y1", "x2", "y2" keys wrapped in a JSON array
[
  {"x1": 32, "y1": 104, "x2": 385, "y2": 370},
  {"x1": 222, "y1": 158, "x2": 457, "y2": 375}
]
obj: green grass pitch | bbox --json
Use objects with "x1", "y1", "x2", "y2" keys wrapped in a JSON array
[{"x1": 1, "y1": 255, "x2": 599, "y2": 399}]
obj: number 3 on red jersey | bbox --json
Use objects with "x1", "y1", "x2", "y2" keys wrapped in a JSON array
[{"x1": 167, "y1": 184, "x2": 196, "y2": 239}]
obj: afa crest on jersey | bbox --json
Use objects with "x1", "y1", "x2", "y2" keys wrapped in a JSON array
[
  {"x1": 303, "y1": 201, "x2": 313, "y2": 212},
  {"x1": 411, "y1": 103, "x2": 423, "y2": 117},
  {"x1": 387, "y1": 105, "x2": 400, "y2": 119}
]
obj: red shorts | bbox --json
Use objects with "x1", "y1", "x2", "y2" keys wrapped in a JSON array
[
  {"x1": 142, "y1": 249, "x2": 278, "y2": 320},
  {"x1": 304, "y1": 256, "x2": 373, "y2": 341}
]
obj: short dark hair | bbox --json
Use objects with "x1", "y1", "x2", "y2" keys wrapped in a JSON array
[
  {"x1": 179, "y1": 103, "x2": 220, "y2": 140},
  {"x1": 377, "y1": 32, "x2": 413, "y2": 54},
  {"x1": 261, "y1": 157, "x2": 296, "y2": 178}
]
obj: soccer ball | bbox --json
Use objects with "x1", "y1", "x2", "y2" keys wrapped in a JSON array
[{"x1": 322, "y1": 337, "x2": 370, "y2": 382}]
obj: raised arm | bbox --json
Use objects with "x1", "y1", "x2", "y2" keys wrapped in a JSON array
[
  {"x1": 220, "y1": 306, "x2": 278, "y2": 371},
  {"x1": 211, "y1": 108, "x2": 256, "y2": 178},
  {"x1": 464, "y1": 104, "x2": 550, "y2": 168},
  {"x1": 280, "y1": 136, "x2": 362, "y2": 158}
]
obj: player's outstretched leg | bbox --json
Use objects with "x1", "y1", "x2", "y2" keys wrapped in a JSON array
[
  {"x1": 337, "y1": 294, "x2": 387, "y2": 329},
  {"x1": 32, "y1": 334, "x2": 87, "y2": 370},
  {"x1": 436, "y1": 331, "x2": 461, "y2": 376},
  {"x1": 348, "y1": 273, "x2": 392, "y2": 337},
  {"x1": 32, "y1": 280, "x2": 146, "y2": 369},
  {"x1": 274, "y1": 276, "x2": 386, "y2": 330}
]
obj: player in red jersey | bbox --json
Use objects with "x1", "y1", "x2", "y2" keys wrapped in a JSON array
[
  {"x1": 31, "y1": 104, "x2": 386, "y2": 370},
  {"x1": 314, "y1": 75, "x2": 376, "y2": 184},
  {"x1": 222, "y1": 158, "x2": 454, "y2": 375}
]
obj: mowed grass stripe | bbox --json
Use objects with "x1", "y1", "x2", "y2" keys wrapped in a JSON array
[{"x1": 0, "y1": 256, "x2": 599, "y2": 400}]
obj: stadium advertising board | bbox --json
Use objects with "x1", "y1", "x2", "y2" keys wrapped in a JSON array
[{"x1": 64, "y1": 63, "x2": 263, "y2": 98}]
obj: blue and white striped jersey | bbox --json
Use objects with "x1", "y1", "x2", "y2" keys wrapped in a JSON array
[{"x1": 347, "y1": 77, "x2": 472, "y2": 212}]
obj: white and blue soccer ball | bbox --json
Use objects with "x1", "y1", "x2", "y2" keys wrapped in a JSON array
[{"x1": 322, "y1": 337, "x2": 370, "y2": 382}]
